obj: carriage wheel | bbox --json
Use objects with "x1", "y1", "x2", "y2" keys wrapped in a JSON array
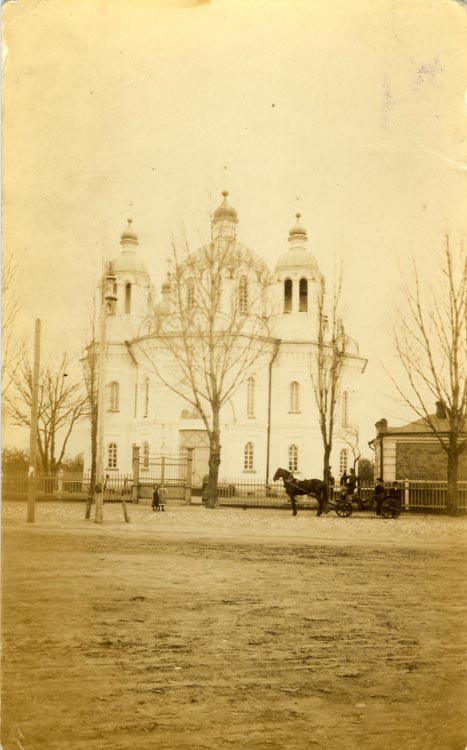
[
  {"x1": 381, "y1": 500, "x2": 401, "y2": 519},
  {"x1": 336, "y1": 501, "x2": 353, "y2": 517}
]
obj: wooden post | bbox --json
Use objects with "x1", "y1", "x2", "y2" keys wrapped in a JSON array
[
  {"x1": 94, "y1": 282, "x2": 107, "y2": 525},
  {"x1": 56, "y1": 468, "x2": 64, "y2": 499},
  {"x1": 185, "y1": 448, "x2": 193, "y2": 504},
  {"x1": 27, "y1": 319, "x2": 41, "y2": 523},
  {"x1": 121, "y1": 501, "x2": 130, "y2": 523},
  {"x1": 132, "y1": 445, "x2": 140, "y2": 503},
  {"x1": 404, "y1": 478, "x2": 410, "y2": 511}
]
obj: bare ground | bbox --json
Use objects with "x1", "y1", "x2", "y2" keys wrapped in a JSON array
[{"x1": 2, "y1": 501, "x2": 467, "y2": 750}]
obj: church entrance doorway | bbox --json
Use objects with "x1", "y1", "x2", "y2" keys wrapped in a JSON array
[{"x1": 179, "y1": 430, "x2": 210, "y2": 486}]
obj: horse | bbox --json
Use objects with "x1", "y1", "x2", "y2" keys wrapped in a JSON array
[{"x1": 273, "y1": 467, "x2": 328, "y2": 517}]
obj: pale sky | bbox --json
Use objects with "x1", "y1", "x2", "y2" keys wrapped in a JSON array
[{"x1": 3, "y1": 0, "x2": 467, "y2": 459}]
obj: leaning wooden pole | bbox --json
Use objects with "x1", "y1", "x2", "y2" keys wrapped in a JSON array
[
  {"x1": 94, "y1": 285, "x2": 107, "y2": 524},
  {"x1": 27, "y1": 319, "x2": 41, "y2": 523}
]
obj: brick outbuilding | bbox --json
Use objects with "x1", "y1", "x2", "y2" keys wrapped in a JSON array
[{"x1": 371, "y1": 403, "x2": 467, "y2": 481}]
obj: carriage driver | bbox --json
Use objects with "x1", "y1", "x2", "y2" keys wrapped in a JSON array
[{"x1": 344, "y1": 467, "x2": 358, "y2": 499}]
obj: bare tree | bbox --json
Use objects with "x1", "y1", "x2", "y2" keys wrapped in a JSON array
[
  {"x1": 310, "y1": 272, "x2": 347, "y2": 484},
  {"x1": 82, "y1": 339, "x2": 98, "y2": 513},
  {"x1": 6, "y1": 354, "x2": 88, "y2": 477},
  {"x1": 137, "y1": 221, "x2": 271, "y2": 507},
  {"x1": 393, "y1": 237, "x2": 467, "y2": 514},
  {"x1": 2, "y1": 251, "x2": 25, "y2": 397}
]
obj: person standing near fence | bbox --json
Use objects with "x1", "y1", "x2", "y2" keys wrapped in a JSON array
[
  {"x1": 374, "y1": 477, "x2": 385, "y2": 516},
  {"x1": 159, "y1": 485, "x2": 168, "y2": 511},
  {"x1": 152, "y1": 484, "x2": 160, "y2": 511}
]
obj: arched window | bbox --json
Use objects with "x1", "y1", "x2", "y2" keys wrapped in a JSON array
[
  {"x1": 125, "y1": 283, "x2": 132, "y2": 314},
  {"x1": 108, "y1": 382, "x2": 120, "y2": 412},
  {"x1": 246, "y1": 376, "x2": 255, "y2": 418},
  {"x1": 244, "y1": 442, "x2": 254, "y2": 470},
  {"x1": 143, "y1": 441, "x2": 150, "y2": 469},
  {"x1": 144, "y1": 378, "x2": 149, "y2": 418},
  {"x1": 107, "y1": 443, "x2": 118, "y2": 469},
  {"x1": 339, "y1": 449, "x2": 348, "y2": 475},
  {"x1": 239, "y1": 275, "x2": 248, "y2": 314},
  {"x1": 288, "y1": 444, "x2": 299, "y2": 472},
  {"x1": 342, "y1": 391, "x2": 349, "y2": 427},
  {"x1": 289, "y1": 381, "x2": 300, "y2": 412},
  {"x1": 299, "y1": 278, "x2": 308, "y2": 312},
  {"x1": 187, "y1": 278, "x2": 195, "y2": 309},
  {"x1": 284, "y1": 278, "x2": 293, "y2": 313}
]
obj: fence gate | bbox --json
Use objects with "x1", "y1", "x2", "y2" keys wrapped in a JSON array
[{"x1": 132, "y1": 446, "x2": 193, "y2": 505}]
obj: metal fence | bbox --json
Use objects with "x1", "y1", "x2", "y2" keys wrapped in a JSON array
[
  {"x1": 216, "y1": 477, "x2": 467, "y2": 512},
  {"x1": 1, "y1": 472, "x2": 133, "y2": 501},
  {"x1": 2, "y1": 472, "x2": 467, "y2": 512},
  {"x1": 138, "y1": 455, "x2": 188, "y2": 486}
]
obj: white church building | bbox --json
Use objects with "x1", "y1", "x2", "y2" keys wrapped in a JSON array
[{"x1": 87, "y1": 193, "x2": 367, "y2": 486}]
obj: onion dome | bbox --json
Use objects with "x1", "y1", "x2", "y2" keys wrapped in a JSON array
[
  {"x1": 213, "y1": 191, "x2": 238, "y2": 225},
  {"x1": 120, "y1": 218, "x2": 138, "y2": 246},
  {"x1": 274, "y1": 213, "x2": 319, "y2": 274},
  {"x1": 288, "y1": 213, "x2": 308, "y2": 242},
  {"x1": 110, "y1": 218, "x2": 149, "y2": 277}
]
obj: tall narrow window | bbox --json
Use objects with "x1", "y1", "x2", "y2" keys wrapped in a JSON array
[
  {"x1": 299, "y1": 278, "x2": 308, "y2": 312},
  {"x1": 143, "y1": 441, "x2": 149, "y2": 469},
  {"x1": 288, "y1": 444, "x2": 299, "y2": 472},
  {"x1": 125, "y1": 283, "x2": 132, "y2": 314},
  {"x1": 107, "y1": 443, "x2": 118, "y2": 469},
  {"x1": 289, "y1": 381, "x2": 300, "y2": 412},
  {"x1": 339, "y1": 449, "x2": 348, "y2": 475},
  {"x1": 239, "y1": 275, "x2": 248, "y2": 314},
  {"x1": 342, "y1": 391, "x2": 349, "y2": 427},
  {"x1": 284, "y1": 279, "x2": 293, "y2": 313},
  {"x1": 144, "y1": 378, "x2": 149, "y2": 417},
  {"x1": 187, "y1": 279, "x2": 195, "y2": 309},
  {"x1": 246, "y1": 376, "x2": 255, "y2": 418},
  {"x1": 244, "y1": 442, "x2": 254, "y2": 470},
  {"x1": 108, "y1": 381, "x2": 120, "y2": 411}
]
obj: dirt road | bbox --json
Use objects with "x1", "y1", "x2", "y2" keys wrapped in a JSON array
[{"x1": 2, "y1": 502, "x2": 467, "y2": 749}]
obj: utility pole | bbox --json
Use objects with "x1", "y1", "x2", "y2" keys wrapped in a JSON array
[
  {"x1": 27, "y1": 319, "x2": 41, "y2": 523},
  {"x1": 94, "y1": 272, "x2": 116, "y2": 524}
]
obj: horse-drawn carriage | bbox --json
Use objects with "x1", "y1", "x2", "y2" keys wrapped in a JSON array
[{"x1": 273, "y1": 468, "x2": 402, "y2": 519}]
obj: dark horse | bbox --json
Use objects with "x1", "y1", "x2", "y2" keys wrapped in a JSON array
[{"x1": 273, "y1": 467, "x2": 328, "y2": 516}]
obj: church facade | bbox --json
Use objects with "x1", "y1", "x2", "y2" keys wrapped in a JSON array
[{"x1": 86, "y1": 193, "x2": 367, "y2": 485}]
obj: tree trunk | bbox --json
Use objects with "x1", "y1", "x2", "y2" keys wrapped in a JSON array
[
  {"x1": 446, "y1": 444, "x2": 459, "y2": 516},
  {"x1": 206, "y1": 413, "x2": 221, "y2": 509},
  {"x1": 86, "y1": 412, "x2": 98, "y2": 519},
  {"x1": 323, "y1": 444, "x2": 332, "y2": 483}
]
